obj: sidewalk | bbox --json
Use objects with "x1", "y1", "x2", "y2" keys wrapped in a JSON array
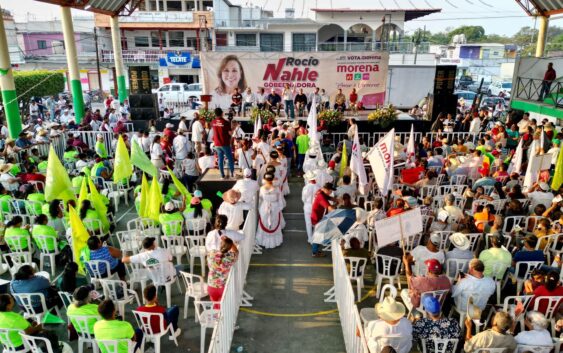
[{"x1": 231, "y1": 178, "x2": 346, "y2": 353}]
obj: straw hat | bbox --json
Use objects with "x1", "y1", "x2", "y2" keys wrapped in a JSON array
[
  {"x1": 0, "y1": 163, "x2": 13, "y2": 174},
  {"x1": 304, "y1": 170, "x2": 316, "y2": 181},
  {"x1": 223, "y1": 189, "x2": 241, "y2": 204},
  {"x1": 375, "y1": 297, "x2": 406, "y2": 322},
  {"x1": 449, "y1": 232, "x2": 470, "y2": 251},
  {"x1": 355, "y1": 208, "x2": 367, "y2": 224}
]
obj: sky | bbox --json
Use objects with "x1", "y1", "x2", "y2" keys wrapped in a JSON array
[{"x1": 0, "y1": 0, "x2": 554, "y2": 37}]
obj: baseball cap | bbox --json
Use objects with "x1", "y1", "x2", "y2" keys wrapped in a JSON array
[
  {"x1": 421, "y1": 295, "x2": 441, "y2": 315},
  {"x1": 193, "y1": 190, "x2": 203, "y2": 198},
  {"x1": 166, "y1": 123, "x2": 174, "y2": 128},
  {"x1": 164, "y1": 201, "x2": 175, "y2": 212},
  {"x1": 424, "y1": 258, "x2": 443, "y2": 274},
  {"x1": 430, "y1": 232, "x2": 441, "y2": 246}
]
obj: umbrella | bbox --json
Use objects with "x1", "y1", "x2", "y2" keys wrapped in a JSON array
[{"x1": 312, "y1": 208, "x2": 356, "y2": 244}]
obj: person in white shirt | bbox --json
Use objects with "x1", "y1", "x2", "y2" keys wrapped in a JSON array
[
  {"x1": 178, "y1": 117, "x2": 188, "y2": 132},
  {"x1": 150, "y1": 135, "x2": 165, "y2": 176},
  {"x1": 217, "y1": 189, "x2": 249, "y2": 230},
  {"x1": 469, "y1": 116, "x2": 481, "y2": 134},
  {"x1": 451, "y1": 259, "x2": 495, "y2": 312},
  {"x1": 547, "y1": 140, "x2": 560, "y2": 166},
  {"x1": 140, "y1": 131, "x2": 151, "y2": 153},
  {"x1": 514, "y1": 311, "x2": 553, "y2": 348},
  {"x1": 410, "y1": 234, "x2": 446, "y2": 276},
  {"x1": 365, "y1": 297, "x2": 412, "y2": 353},
  {"x1": 0, "y1": 164, "x2": 19, "y2": 192},
  {"x1": 518, "y1": 113, "x2": 531, "y2": 134},
  {"x1": 191, "y1": 114, "x2": 205, "y2": 155},
  {"x1": 302, "y1": 171, "x2": 321, "y2": 243},
  {"x1": 131, "y1": 131, "x2": 142, "y2": 150},
  {"x1": 198, "y1": 147, "x2": 215, "y2": 172},
  {"x1": 59, "y1": 110, "x2": 71, "y2": 125},
  {"x1": 335, "y1": 175, "x2": 357, "y2": 200},
  {"x1": 205, "y1": 214, "x2": 245, "y2": 252},
  {"x1": 236, "y1": 142, "x2": 254, "y2": 171},
  {"x1": 342, "y1": 208, "x2": 369, "y2": 249},
  {"x1": 232, "y1": 168, "x2": 259, "y2": 206},
  {"x1": 526, "y1": 182, "x2": 555, "y2": 209},
  {"x1": 256, "y1": 87, "x2": 267, "y2": 110},
  {"x1": 122, "y1": 237, "x2": 177, "y2": 283},
  {"x1": 242, "y1": 87, "x2": 256, "y2": 116},
  {"x1": 232, "y1": 121, "x2": 245, "y2": 140},
  {"x1": 172, "y1": 130, "x2": 189, "y2": 167}
]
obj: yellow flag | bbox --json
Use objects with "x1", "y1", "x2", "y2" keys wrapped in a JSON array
[
  {"x1": 77, "y1": 177, "x2": 88, "y2": 207},
  {"x1": 552, "y1": 145, "x2": 563, "y2": 190},
  {"x1": 139, "y1": 173, "x2": 149, "y2": 218},
  {"x1": 45, "y1": 146, "x2": 75, "y2": 202},
  {"x1": 148, "y1": 177, "x2": 163, "y2": 222},
  {"x1": 340, "y1": 142, "x2": 348, "y2": 178},
  {"x1": 113, "y1": 135, "x2": 133, "y2": 183},
  {"x1": 87, "y1": 178, "x2": 110, "y2": 232},
  {"x1": 166, "y1": 167, "x2": 191, "y2": 203},
  {"x1": 68, "y1": 205, "x2": 90, "y2": 275}
]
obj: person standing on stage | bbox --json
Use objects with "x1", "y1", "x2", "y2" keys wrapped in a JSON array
[{"x1": 211, "y1": 108, "x2": 234, "y2": 179}]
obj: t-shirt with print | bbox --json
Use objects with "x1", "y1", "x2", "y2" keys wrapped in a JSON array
[
  {"x1": 0, "y1": 311, "x2": 30, "y2": 347},
  {"x1": 93, "y1": 319, "x2": 135, "y2": 353},
  {"x1": 212, "y1": 117, "x2": 231, "y2": 147},
  {"x1": 128, "y1": 248, "x2": 176, "y2": 283},
  {"x1": 67, "y1": 303, "x2": 100, "y2": 333},
  {"x1": 207, "y1": 250, "x2": 238, "y2": 289}
]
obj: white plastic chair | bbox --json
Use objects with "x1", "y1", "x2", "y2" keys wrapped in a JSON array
[
  {"x1": 0, "y1": 328, "x2": 29, "y2": 353},
  {"x1": 133, "y1": 310, "x2": 178, "y2": 353},
  {"x1": 102, "y1": 181, "x2": 127, "y2": 212},
  {"x1": 373, "y1": 335, "x2": 412, "y2": 353},
  {"x1": 450, "y1": 175, "x2": 467, "y2": 185},
  {"x1": 484, "y1": 233, "x2": 512, "y2": 249},
  {"x1": 99, "y1": 279, "x2": 141, "y2": 319},
  {"x1": 513, "y1": 261, "x2": 544, "y2": 295},
  {"x1": 432, "y1": 231, "x2": 452, "y2": 252},
  {"x1": 161, "y1": 220, "x2": 183, "y2": 237},
  {"x1": 344, "y1": 256, "x2": 368, "y2": 301},
  {"x1": 3, "y1": 252, "x2": 36, "y2": 279},
  {"x1": 374, "y1": 254, "x2": 402, "y2": 299},
  {"x1": 95, "y1": 339, "x2": 135, "y2": 353},
  {"x1": 160, "y1": 235, "x2": 187, "y2": 265},
  {"x1": 414, "y1": 289, "x2": 450, "y2": 318},
  {"x1": 83, "y1": 218, "x2": 106, "y2": 237},
  {"x1": 186, "y1": 235, "x2": 207, "y2": 277},
  {"x1": 502, "y1": 215, "x2": 526, "y2": 234},
  {"x1": 532, "y1": 295, "x2": 563, "y2": 336},
  {"x1": 5, "y1": 234, "x2": 31, "y2": 253},
  {"x1": 69, "y1": 315, "x2": 100, "y2": 353},
  {"x1": 420, "y1": 338, "x2": 459, "y2": 353},
  {"x1": 58, "y1": 292, "x2": 73, "y2": 311},
  {"x1": 194, "y1": 301, "x2": 220, "y2": 353},
  {"x1": 145, "y1": 262, "x2": 181, "y2": 308},
  {"x1": 12, "y1": 293, "x2": 59, "y2": 323},
  {"x1": 33, "y1": 235, "x2": 59, "y2": 277},
  {"x1": 85, "y1": 260, "x2": 117, "y2": 287},
  {"x1": 516, "y1": 344, "x2": 554, "y2": 353},
  {"x1": 464, "y1": 233, "x2": 482, "y2": 253},
  {"x1": 115, "y1": 230, "x2": 141, "y2": 256},
  {"x1": 185, "y1": 219, "x2": 207, "y2": 237},
  {"x1": 179, "y1": 271, "x2": 209, "y2": 321},
  {"x1": 445, "y1": 258, "x2": 470, "y2": 283},
  {"x1": 21, "y1": 333, "x2": 71, "y2": 353},
  {"x1": 127, "y1": 262, "x2": 150, "y2": 294}
]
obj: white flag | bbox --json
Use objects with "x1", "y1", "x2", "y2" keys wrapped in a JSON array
[
  {"x1": 253, "y1": 113, "x2": 262, "y2": 138},
  {"x1": 508, "y1": 138, "x2": 523, "y2": 175},
  {"x1": 307, "y1": 96, "x2": 318, "y2": 144},
  {"x1": 367, "y1": 128, "x2": 395, "y2": 195},
  {"x1": 406, "y1": 124, "x2": 415, "y2": 167},
  {"x1": 351, "y1": 128, "x2": 368, "y2": 194},
  {"x1": 523, "y1": 140, "x2": 538, "y2": 190}
]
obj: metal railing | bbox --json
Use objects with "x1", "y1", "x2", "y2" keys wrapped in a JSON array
[
  {"x1": 212, "y1": 41, "x2": 429, "y2": 53},
  {"x1": 330, "y1": 240, "x2": 369, "y2": 353},
  {"x1": 67, "y1": 130, "x2": 117, "y2": 157},
  {"x1": 207, "y1": 201, "x2": 257, "y2": 353},
  {"x1": 101, "y1": 49, "x2": 198, "y2": 64},
  {"x1": 514, "y1": 77, "x2": 563, "y2": 107}
]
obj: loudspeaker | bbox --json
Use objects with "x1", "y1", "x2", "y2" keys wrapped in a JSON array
[
  {"x1": 129, "y1": 94, "x2": 157, "y2": 109},
  {"x1": 130, "y1": 107, "x2": 157, "y2": 121},
  {"x1": 431, "y1": 94, "x2": 457, "y2": 120}
]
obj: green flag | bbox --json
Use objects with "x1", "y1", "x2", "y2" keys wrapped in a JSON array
[
  {"x1": 113, "y1": 135, "x2": 133, "y2": 183},
  {"x1": 339, "y1": 142, "x2": 348, "y2": 178},
  {"x1": 77, "y1": 177, "x2": 88, "y2": 207},
  {"x1": 68, "y1": 205, "x2": 90, "y2": 276},
  {"x1": 148, "y1": 177, "x2": 163, "y2": 222},
  {"x1": 552, "y1": 145, "x2": 563, "y2": 190},
  {"x1": 140, "y1": 173, "x2": 149, "y2": 218},
  {"x1": 45, "y1": 146, "x2": 75, "y2": 203},
  {"x1": 87, "y1": 178, "x2": 110, "y2": 232},
  {"x1": 167, "y1": 167, "x2": 191, "y2": 203},
  {"x1": 130, "y1": 140, "x2": 157, "y2": 177},
  {"x1": 42, "y1": 312, "x2": 66, "y2": 325}
]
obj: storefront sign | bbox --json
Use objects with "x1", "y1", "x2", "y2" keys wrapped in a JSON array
[
  {"x1": 200, "y1": 51, "x2": 389, "y2": 109},
  {"x1": 167, "y1": 52, "x2": 191, "y2": 66}
]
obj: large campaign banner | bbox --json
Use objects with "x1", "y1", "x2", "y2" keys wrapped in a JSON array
[{"x1": 200, "y1": 51, "x2": 389, "y2": 110}]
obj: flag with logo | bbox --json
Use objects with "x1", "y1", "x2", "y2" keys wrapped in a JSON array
[
  {"x1": 113, "y1": 135, "x2": 133, "y2": 183},
  {"x1": 350, "y1": 128, "x2": 368, "y2": 195},
  {"x1": 524, "y1": 140, "x2": 538, "y2": 190},
  {"x1": 307, "y1": 96, "x2": 318, "y2": 144},
  {"x1": 131, "y1": 140, "x2": 157, "y2": 177},
  {"x1": 69, "y1": 205, "x2": 89, "y2": 275},
  {"x1": 508, "y1": 139, "x2": 523, "y2": 174},
  {"x1": 45, "y1": 146, "x2": 75, "y2": 202},
  {"x1": 367, "y1": 129, "x2": 395, "y2": 195}
]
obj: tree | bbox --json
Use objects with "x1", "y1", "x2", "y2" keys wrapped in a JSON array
[
  {"x1": 0, "y1": 71, "x2": 65, "y2": 104},
  {"x1": 447, "y1": 26, "x2": 486, "y2": 43},
  {"x1": 512, "y1": 26, "x2": 538, "y2": 47},
  {"x1": 429, "y1": 32, "x2": 449, "y2": 45}
]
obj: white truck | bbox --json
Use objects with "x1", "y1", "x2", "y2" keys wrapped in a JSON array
[{"x1": 154, "y1": 83, "x2": 202, "y2": 104}]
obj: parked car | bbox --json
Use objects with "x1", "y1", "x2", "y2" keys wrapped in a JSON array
[
  {"x1": 487, "y1": 81, "x2": 512, "y2": 98},
  {"x1": 455, "y1": 90, "x2": 477, "y2": 108},
  {"x1": 154, "y1": 83, "x2": 202, "y2": 105},
  {"x1": 466, "y1": 81, "x2": 491, "y2": 94},
  {"x1": 456, "y1": 75, "x2": 474, "y2": 90},
  {"x1": 480, "y1": 96, "x2": 507, "y2": 110}
]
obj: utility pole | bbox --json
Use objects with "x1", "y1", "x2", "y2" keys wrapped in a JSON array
[{"x1": 94, "y1": 27, "x2": 103, "y2": 92}]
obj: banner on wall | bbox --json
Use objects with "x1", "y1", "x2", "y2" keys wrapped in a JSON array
[{"x1": 200, "y1": 51, "x2": 389, "y2": 110}]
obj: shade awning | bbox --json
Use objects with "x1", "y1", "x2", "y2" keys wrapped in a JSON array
[{"x1": 34, "y1": 0, "x2": 141, "y2": 16}]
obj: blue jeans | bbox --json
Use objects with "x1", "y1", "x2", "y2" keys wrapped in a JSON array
[
  {"x1": 312, "y1": 243, "x2": 321, "y2": 254},
  {"x1": 297, "y1": 154, "x2": 305, "y2": 172},
  {"x1": 539, "y1": 81, "x2": 552, "y2": 100},
  {"x1": 164, "y1": 306, "x2": 180, "y2": 330},
  {"x1": 284, "y1": 100, "x2": 295, "y2": 119},
  {"x1": 134, "y1": 328, "x2": 144, "y2": 352},
  {"x1": 215, "y1": 146, "x2": 234, "y2": 178}
]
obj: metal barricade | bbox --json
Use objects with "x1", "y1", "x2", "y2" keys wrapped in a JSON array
[
  {"x1": 67, "y1": 131, "x2": 115, "y2": 157},
  {"x1": 207, "y1": 199, "x2": 257, "y2": 353}
]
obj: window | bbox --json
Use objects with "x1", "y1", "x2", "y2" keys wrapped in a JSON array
[
  {"x1": 260, "y1": 33, "x2": 283, "y2": 52},
  {"x1": 171, "y1": 85, "x2": 181, "y2": 91},
  {"x1": 236, "y1": 33, "x2": 256, "y2": 47},
  {"x1": 159, "y1": 85, "x2": 170, "y2": 92},
  {"x1": 151, "y1": 31, "x2": 161, "y2": 47},
  {"x1": 293, "y1": 33, "x2": 316, "y2": 52},
  {"x1": 166, "y1": 0, "x2": 182, "y2": 11},
  {"x1": 168, "y1": 31, "x2": 184, "y2": 47},
  {"x1": 37, "y1": 40, "x2": 47, "y2": 49},
  {"x1": 150, "y1": 0, "x2": 164, "y2": 10},
  {"x1": 186, "y1": 37, "x2": 197, "y2": 48},
  {"x1": 134, "y1": 36, "x2": 150, "y2": 47},
  {"x1": 215, "y1": 32, "x2": 228, "y2": 47}
]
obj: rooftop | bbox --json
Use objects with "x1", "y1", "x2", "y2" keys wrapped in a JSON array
[{"x1": 310, "y1": 8, "x2": 441, "y2": 21}]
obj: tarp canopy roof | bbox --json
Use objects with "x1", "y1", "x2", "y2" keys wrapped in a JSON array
[
  {"x1": 34, "y1": 0, "x2": 141, "y2": 16},
  {"x1": 515, "y1": 0, "x2": 563, "y2": 16}
]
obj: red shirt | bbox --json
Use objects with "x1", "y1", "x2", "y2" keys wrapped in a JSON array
[
  {"x1": 311, "y1": 190, "x2": 331, "y2": 226},
  {"x1": 136, "y1": 305, "x2": 168, "y2": 333},
  {"x1": 544, "y1": 68, "x2": 556, "y2": 81},
  {"x1": 212, "y1": 117, "x2": 232, "y2": 147},
  {"x1": 386, "y1": 208, "x2": 405, "y2": 217},
  {"x1": 350, "y1": 93, "x2": 358, "y2": 103},
  {"x1": 532, "y1": 285, "x2": 563, "y2": 314}
]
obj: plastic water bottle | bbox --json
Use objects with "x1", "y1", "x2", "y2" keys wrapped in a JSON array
[{"x1": 236, "y1": 346, "x2": 244, "y2": 353}]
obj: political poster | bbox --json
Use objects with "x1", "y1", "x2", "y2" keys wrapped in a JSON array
[
  {"x1": 200, "y1": 51, "x2": 389, "y2": 110},
  {"x1": 367, "y1": 129, "x2": 395, "y2": 195},
  {"x1": 375, "y1": 208, "x2": 423, "y2": 248}
]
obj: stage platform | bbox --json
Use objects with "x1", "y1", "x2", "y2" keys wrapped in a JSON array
[{"x1": 196, "y1": 168, "x2": 238, "y2": 212}]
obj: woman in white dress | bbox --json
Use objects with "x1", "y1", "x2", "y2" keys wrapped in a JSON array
[
  {"x1": 256, "y1": 173, "x2": 285, "y2": 249},
  {"x1": 265, "y1": 155, "x2": 286, "y2": 209},
  {"x1": 275, "y1": 144, "x2": 290, "y2": 196}
]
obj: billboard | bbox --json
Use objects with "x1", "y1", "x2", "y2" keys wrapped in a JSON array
[{"x1": 200, "y1": 51, "x2": 389, "y2": 110}]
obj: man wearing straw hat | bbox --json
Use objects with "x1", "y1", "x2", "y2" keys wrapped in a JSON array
[
  {"x1": 365, "y1": 297, "x2": 412, "y2": 353},
  {"x1": 302, "y1": 170, "x2": 320, "y2": 244}
]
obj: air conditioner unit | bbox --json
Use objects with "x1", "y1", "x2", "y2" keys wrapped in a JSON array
[{"x1": 51, "y1": 41, "x2": 64, "y2": 54}]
